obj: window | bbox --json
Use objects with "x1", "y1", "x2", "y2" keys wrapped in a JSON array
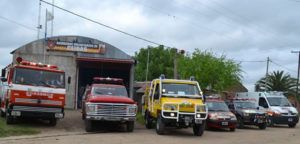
[{"x1": 259, "y1": 98, "x2": 268, "y2": 108}]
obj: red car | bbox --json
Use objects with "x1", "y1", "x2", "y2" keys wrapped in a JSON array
[
  {"x1": 206, "y1": 97, "x2": 237, "y2": 131},
  {"x1": 82, "y1": 77, "x2": 137, "y2": 132}
]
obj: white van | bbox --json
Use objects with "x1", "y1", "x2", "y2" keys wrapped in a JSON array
[{"x1": 235, "y1": 91, "x2": 299, "y2": 128}]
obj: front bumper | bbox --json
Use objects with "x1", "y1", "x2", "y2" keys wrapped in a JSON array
[
  {"x1": 86, "y1": 115, "x2": 136, "y2": 121},
  {"x1": 8, "y1": 105, "x2": 64, "y2": 119},
  {"x1": 272, "y1": 115, "x2": 299, "y2": 124},
  {"x1": 242, "y1": 114, "x2": 266, "y2": 125},
  {"x1": 207, "y1": 119, "x2": 237, "y2": 128}
]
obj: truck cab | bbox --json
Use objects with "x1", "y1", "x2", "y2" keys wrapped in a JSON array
[
  {"x1": 236, "y1": 91, "x2": 299, "y2": 128},
  {"x1": 143, "y1": 75, "x2": 208, "y2": 136},
  {"x1": 82, "y1": 77, "x2": 137, "y2": 132},
  {"x1": 226, "y1": 98, "x2": 267, "y2": 129}
]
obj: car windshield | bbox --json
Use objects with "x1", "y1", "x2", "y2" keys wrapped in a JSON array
[
  {"x1": 92, "y1": 86, "x2": 128, "y2": 97},
  {"x1": 207, "y1": 102, "x2": 230, "y2": 112},
  {"x1": 13, "y1": 67, "x2": 65, "y2": 88},
  {"x1": 161, "y1": 83, "x2": 201, "y2": 98},
  {"x1": 234, "y1": 101, "x2": 256, "y2": 109},
  {"x1": 267, "y1": 97, "x2": 291, "y2": 107}
]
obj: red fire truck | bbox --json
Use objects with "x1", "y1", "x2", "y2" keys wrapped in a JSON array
[
  {"x1": 0, "y1": 57, "x2": 66, "y2": 126},
  {"x1": 82, "y1": 77, "x2": 137, "y2": 132}
]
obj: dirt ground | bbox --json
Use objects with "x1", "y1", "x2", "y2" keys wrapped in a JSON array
[{"x1": 0, "y1": 110, "x2": 299, "y2": 144}]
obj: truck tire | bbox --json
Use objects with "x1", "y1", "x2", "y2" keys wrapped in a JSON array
[
  {"x1": 127, "y1": 121, "x2": 134, "y2": 132},
  {"x1": 193, "y1": 121, "x2": 205, "y2": 136},
  {"x1": 156, "y1": 114, "x2": 165, "y2": 135},
  {"x1": 6, "y1": 113, "x2": 14, "y2": 124},
  {"x1": 258, "y1": 122, "x2": 267, "y2": 129},
  {"x1": 237, "y1": 116, "x2": 244, "y2": 129},
  {"x1": 85, "y1": 119, "x2": 93, "y2": 132},
  {"x1": 288, "y1": 123, "x2": 296, "y2": 128},
  {"x1": 49, "y1": 119, "x2": 57, "y2": 126},
  {"x1": 145, "y1": 111, "x2": 153, "y2": 129},
  {"x1": 266, "y1": 117, "x2": 274, "y2": 127}
]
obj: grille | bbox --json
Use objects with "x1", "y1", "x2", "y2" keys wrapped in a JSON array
[
  {"x1": 13, "y1": 105, "x2": 62, "y2": 113},
  {"x1": 92, "y1": 104, "x2": 135, "y2": 116}
]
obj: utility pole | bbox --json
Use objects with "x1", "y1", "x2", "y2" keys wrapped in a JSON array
[
  {"x1": 145, "y1": 48, "x2": 150, "y2": 81},
  {"x1": 51, "y1": 0, "x2": 54, "y2": 37},
  {"x1": 37, "y1": 0, "x2": 41, "y2": 39},
  {"x1": 292, "y1": 51, "x2": 300, "y2": 100},
  {"x1": 174, "y1": 48, "x2": 178, "y2": 79},
  {"x1": 265, "y1": 57, "x2": 270, "y2": 91}
]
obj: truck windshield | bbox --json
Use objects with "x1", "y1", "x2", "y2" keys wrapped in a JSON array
[
  {"x1": 162, "y1": 83, "x2": 201, "y2": 98},
  {"x1": 92, "y1": 86, "x2": 128, "y2": 97},
  {"x1": 234, "y1": 101, "x2": 256, "y2": 109},
  {"x1": 207, "y1": 102, "x2": 230, "y2": 112},
  {"x1": 13, "y1": 68, "x2": 65, "y2": 88},
  {"x1": 267, "y1": 97, "x2": 291, "y2": 107}
]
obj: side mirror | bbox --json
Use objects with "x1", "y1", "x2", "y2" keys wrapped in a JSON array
[
  {"x1": 1, "y1": 69, "x2": 5, "y2": 77},
  {"x1": 154, "y1": 92, "x2": 159, "y2": 99},
  {"x1": 68, "y1": 76, "x2": 71, "y2": 84},
  {"x1": 257, "y1": 107, "x2": 260, "y2": 110},
  {"x1": 1, "y1": 77, "x2": 7, "y2": 82},
  {"x1": 292, "y1": 103, "x2": 296, "y2": 107}
]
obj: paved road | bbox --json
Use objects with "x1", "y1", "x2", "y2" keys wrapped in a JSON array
[{"x1": 0, "y1": 110, "x2": 299, "y2": 144}]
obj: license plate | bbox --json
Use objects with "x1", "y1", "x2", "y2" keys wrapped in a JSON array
[
  {"x1": 288, "y1": 118, "x2": 293, "y2": 122},
  {"x1": 221, "y1": 122, "x2": 228, "y2": 125},
  {"x1": 184, "y1": 116, "x2": 191, "y2": 122},
  {"x1": 195, "y1": 119, "x2": 202, "y2": 124},
  {"x1": 257, "y1": 119, "x2": 263, "y2": 123}
]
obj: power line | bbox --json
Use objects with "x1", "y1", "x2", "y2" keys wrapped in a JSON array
[
  {"x1": 0, "y1": 15, "x2": 40, "y2": 33},
  {"x1": 235, "y1": 60, "x2": 266, "y2": 63},
  {"x1": 40, "y1": 0, "x2": 171, "y2": 48},
  {"x1": 269, "y1": 59, "x2": 297, "y2": 74}
]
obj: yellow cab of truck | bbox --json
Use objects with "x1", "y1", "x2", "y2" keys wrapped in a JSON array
[{"x1": 143, "y1": 75, "x2": 207, "y2": 136}]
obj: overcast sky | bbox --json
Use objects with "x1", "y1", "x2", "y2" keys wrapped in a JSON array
[{"x1": 0, "y1": 0, "x2": 299, "y2": 91}]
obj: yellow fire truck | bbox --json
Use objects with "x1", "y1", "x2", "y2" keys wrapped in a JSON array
[{"x1": 143, "y1": 75, "x2": 207, "y2": 136}]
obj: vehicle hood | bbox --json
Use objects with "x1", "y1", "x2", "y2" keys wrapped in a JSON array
[
  {"x1": 239, "y1": 109, "x2": 264, "y2": 114},
  {"x1": 270, "y1": 106, "x2": 298, "y2": 114},
  {"x1": 89, "y1": 95, "x2": 135, "y2": 104}
]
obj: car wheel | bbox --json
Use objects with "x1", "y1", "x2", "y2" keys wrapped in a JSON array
[
  {"x1": 156, "y1": 114, "x2": 165, "y2": 135},
  {"x1": 49, "y1": 118, "x2": 57, "y2": 126},
  {"x1": 127, "y1": 121, "x2": 134, "y2": 132},
  {"x1": 6, "y1": 113, "x2": 14, "y2": 125},
  {"x1": 288, "y1": 123, "x2": 296, "y2": 128},
  {"x1": 85, "y1": 119, "x2": 93, "y2": 132},
  {"x1": 258, "y1": 122, "x2": 267, "y2": 129},
  {"x1": 230, "y1": 127, "x2": 236, "y2": 132},
  {"x1": 193, "y1": 121, "x2": 205, "y2": 136},
  {"x1": 237, "y1": 116, "x2": 244, "y2": 129},
  {"x1": 266, "y1": 117, "x2": 274, "y2": 127},
  {"x1": 145, "y1": 111, "x2": 153, "y2": 129}
]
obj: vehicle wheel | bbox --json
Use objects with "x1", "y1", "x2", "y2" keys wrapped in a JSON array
[
  {"x1": 230, "y1": 128, "x2": 236, "y2": 132},
  {"x1": 266, "y1": 117, "x2": 274, "y2": 127},
  {"x1": 193, "y1": 121, "x2": 205, "y2": 136},
  {"x1": 258, "y1": 122, "x2": 267, "y2": 129},
  {"x1": 85, "y1": 119, "x2": 93, "y2": 132},
  {"x1": 127, "y1": 121, "x2": 135, "y2": 132},
  {"x1": 49, "y1": 119, "x2": 57, "y2": 126},
  {"x1": 6, "y1": 113, "x2": 14, "y2": 125},
  {"x1": 288, "y1": 123, "x2": 296, "y2": 128},
  {"x1": 237, "y1": 116, "x2": 244, "y2": 129},
  {"x1": 145, "y1": 111, "x2": 153, "y2": 129},
  {"x1": 156, "y1": 114, "x2": 165, "y2": 135}
]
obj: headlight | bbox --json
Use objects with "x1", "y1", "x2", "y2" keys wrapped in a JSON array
[
  {"x1": 243, "y1": 113, "x2": 249, "y2": 117},
  {"x1": 209, "y1": 114, "x2": 218, "y2": 120},
  {"x1": 128, "y1": 106, "x2": 136, "y2": 114},
  {"x1": 86, "y1": 104, "x2": 96, "y2": 113},
  {"x1": 196, "y1": 113, "x2": 201, "y2": 118},
  {"x1": 230, "y1": 114, "x2": 237, "y2": 120}
]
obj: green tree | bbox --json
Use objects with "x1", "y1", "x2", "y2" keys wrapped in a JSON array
[
  {"x1": 178, "y1": 49, "x2": 242, "y2": 92},
  {"x1": 133, "y1": 45, "x2": 177, "y2": 81},
  {"x1": 255, "y1": 70, "x2": 297, "y2": 97}
]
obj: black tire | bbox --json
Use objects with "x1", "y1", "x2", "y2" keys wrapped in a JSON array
[
  {"x1": 5, "y1": 113, "x2": 14, "y2": 125},
  {"x1": 145, "y1": 111, "x2": 153, "y2": 129},
  {"x1": 237, "y1": 116, "x2": 244, "y2": 129},
  {"x1": 156, "y1": 114, "x2": 165, "y2": 135},
  {"x1": 258, "y1": 122, "x2": 267, "y2": 130},
  {"x1": 193, "y1": 122, "x2": 205, "y2": 136},
  {"x1": 49, "y1": 119, "x2": 57, "y2": 126},
  {"x1": 288, "y1": 123, "x2": 296, "y2": 128},
  {"x1": 127, "y1": 121, "x2": 135, "y2": 132},
  {"x1": 266, "y1": 117, "x2": 274, "y2": 127},
  {"x1": 230, "y1": 128, "x2": 236, "y2": 132},
  {"x1": 85, "y1": 119, "x2": 93, "y2": 132}
]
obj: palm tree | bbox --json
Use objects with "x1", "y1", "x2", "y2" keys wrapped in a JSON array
[{"x1": 255, "y1": 70, "x2": 297, "y2": 96}]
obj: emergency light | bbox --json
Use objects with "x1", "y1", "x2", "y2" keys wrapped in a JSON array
[
  {"x1": 190, "y1": 76, "x2": 194, "y2": 81},
  {"x1": 93, "y1": 77, "x2": 123, "y2": 83},
  {"x1": 160, "y1": 74, "x2": 165, "y2": 79},
  {"x1": 20, "y1": 61, "x2": 58, "y2": 69}
]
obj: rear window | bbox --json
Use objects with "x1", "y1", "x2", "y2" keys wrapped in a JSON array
[{"x1": 91, "y1": 86, "x2": 128, "y2": 97}]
